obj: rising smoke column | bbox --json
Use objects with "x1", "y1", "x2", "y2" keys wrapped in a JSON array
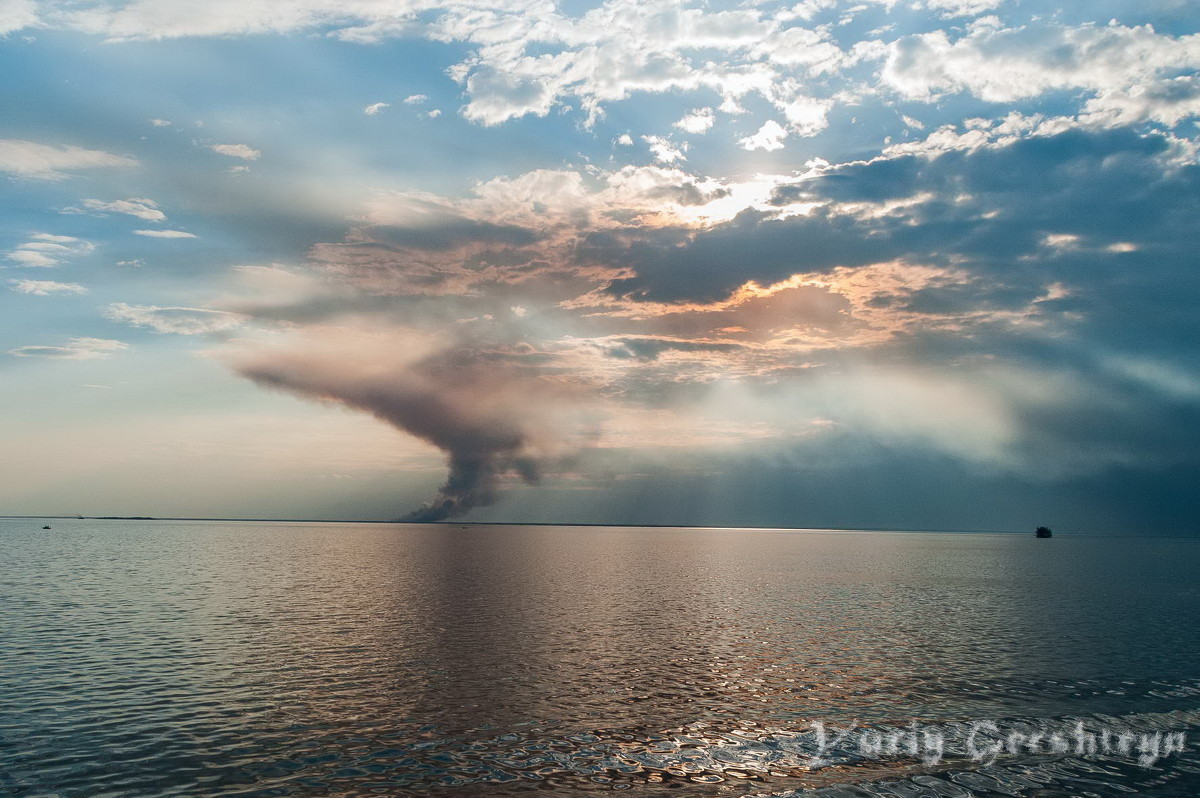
[{"x1": 224, "y1": 327, "x2": 591, "y2": 521}]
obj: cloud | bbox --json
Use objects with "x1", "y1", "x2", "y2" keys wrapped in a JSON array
[
  {"x1": 68, "y1": 197, "x2": 166, "y2": 222},
  {"x1": 597, "y1": 126, "x2": 1197, "y2": 304},
  {"x1": 780, "y1": 96, "x2": 831, "y2": 137},
  {"x1": 445, "y1": 3, "x2": 820, "y2": 128},
  {"x1": 299, "y1": 163, "x2": 746, "y2": 298},
  {"x1": 8, "y1": 337, "x2": 128, "y2": 360},
  {"x1": 740, "y1": 120, "x2": 788, "y2": 151},
  {"x1": 26, "y1": 2, "x2": 824, "y2": 135},
  {"x1": 6, "y1": 250, "x2": 62, "y2": 268},
  {"x1": 105, "y1": 303, "x2": 246, "y2": 334},
  {"x1": 364, "y1": 101, "x2": 389, "y2": 115},
  {"x1": 133, "y1": 229, "x2": 197, "y2": 238},
  {"x1": 882, "y1": 22, "x2": 1200, "y2": 127},
  {"x1": 5, "y1": 234, "x2": 95, "y2": 268},
  {"x1": 0, "y1": 139, "x2": 137, "y2": 179},
  {"x1": 283, "y1": 177, "x2": 780, "y2": 333},
  {"x1": 641, "y1": 135, "x2": 687, "y2": 164},
  {"x1": 16, "y1": 1, "x2": 1197, "y2": 164},
  {"x1": 876, "y1": 112, "x2": 1072, "y2": 159},
  {"x1": 362, "y1": 163, "x2": 733, "y2": 234},
  {"x1": 0, "y1": 0, "x2": 37, "y2": 34},
  {"x1": 208, "y1": 143, "x2": 260, "y2": 160},
  {"x1": 149, "y1": 118, "x2": 172, "y2": 126},
  {"x1": 920, "y1": 0, "x2": 1002, "y2": 17},
  {"x1": 673, "y1": 108, "x2": 715, "y2": 135},
  {"x1": 1082, "y1": 74, "x2": 1200, "y2": 128},
  {"x1": 8, "y1": 279, "x2": 88, "y2": 295}
]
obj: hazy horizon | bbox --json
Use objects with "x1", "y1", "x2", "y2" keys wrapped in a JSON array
[{"x1": 0, "y1": 517, "x2": 1166, "y2": 540}]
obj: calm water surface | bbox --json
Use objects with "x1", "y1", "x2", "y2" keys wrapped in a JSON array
[{"x1": 1, "y1": 521, "x2": 1198, "y2": 796}]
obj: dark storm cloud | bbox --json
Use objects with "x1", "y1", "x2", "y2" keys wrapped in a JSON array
[
  {"x1": 598, "y1": 128, "x2": 1198, "y2": 306},
  {"x1": 592, "y1": 208, "x2": 898, "y2": 303},
  {"x1": 899, "y1": 282, "x2": 1046, "y2": 315}
]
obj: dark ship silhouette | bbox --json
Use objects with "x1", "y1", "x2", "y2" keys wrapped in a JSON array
[{"x1": 1035, "y1": 526, "x2": 1052, "y2": 538}]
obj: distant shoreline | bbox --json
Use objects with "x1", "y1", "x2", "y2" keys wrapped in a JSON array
[{"x1": 0, "y1": 515, "x2": 1025, "y2": 534}]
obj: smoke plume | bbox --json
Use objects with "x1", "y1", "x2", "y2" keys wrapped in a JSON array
[{"x1": 223, "y1": 327, "x2": 591, "y2": 521}]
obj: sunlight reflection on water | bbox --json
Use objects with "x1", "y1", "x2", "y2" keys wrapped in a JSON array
[{"x1": 2, "y1": 521, "x2": 1198, "y2": 796}]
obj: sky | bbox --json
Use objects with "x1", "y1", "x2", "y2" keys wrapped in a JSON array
[{"x1": 2, "y1": 0, "x2": 1199, "y2": 532}]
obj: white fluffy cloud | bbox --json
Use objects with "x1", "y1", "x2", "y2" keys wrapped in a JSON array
[
  {"x1": 105, "y1": 303, "x2": 247, "y2": 334},
  {"x1": 879, "y1": 112, "x2": 1051, "y2": 158},
  {"x1": 740, "y1": 120, "x2": 789, "y2": 151},
  {"x1": 919, "y1": 0, "x2": 1003, "y2": 17},
  {"x1": 674, "y1": 108, "x2": 715, "y2": 135},
  {"x1": 133, "y1": 229, "x2": 198, "y2": 239},
  {"x1": 5, "y1": 234, "x2": 95, "y2": 268},
  {"x1": 444, "y1": 2, "x2": 821, "y2": 127},
  {"x1": 6, "y1": 2, "x2": 1196, "y2": 171},
  {"x1": 0, "y1": 0, "x2": 37, "y2": 34},
  {"x1": 779, "y1": 95, "x2": 832, "y2": 137},
  {"x1": 883, "y1": 23, "x2": 1200, "y2": 128},
  {"x1": 52, "y1": 0, "x2": 444, "y2": 40},
  {"x1": 7, "y1": 337, "x2": 128, "y2": 360},
  {"x1": 8, "y1": 279, "x2": 89, "y2": 295},
  {"x1": 751, "y1": 23, "x2": 845, "y2": 70},
  {"x1": 642, "y1": 135, "x2": 687, "y2": 164},
  {"x1": 70, "y1": 198, "x2": 166, "y2": 222},
  {"x1": 208, "y1": 143, "x2": 260, "y2": 160},
  {"x1": 12, "y1": 1, "x2": 1192, "y2": 161},
  {"x1": 0, "y1": 139, "x2": 137, "y2": 179},
  {"x1": 1082, "y1": 74, "x2": 1200, "y2": 127}
]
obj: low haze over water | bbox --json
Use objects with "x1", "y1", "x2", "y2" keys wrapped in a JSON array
[{"x1": 3, "y1": 520, "x2": 1199, "y2": 797}]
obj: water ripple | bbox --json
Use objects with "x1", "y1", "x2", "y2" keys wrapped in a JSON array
[{"x1": 2, "y1": 520, "x2": 1199, "y2": 796}]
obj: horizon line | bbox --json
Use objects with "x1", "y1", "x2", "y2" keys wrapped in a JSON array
[{"x1": 0, "y1": 514, "x2": 1040, "y2": 535}]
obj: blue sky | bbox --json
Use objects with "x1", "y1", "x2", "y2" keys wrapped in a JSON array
[{"x1": 3, "y1": 0, "x2": 1199, "y2": 530}]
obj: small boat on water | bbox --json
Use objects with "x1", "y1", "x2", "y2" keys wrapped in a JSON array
[
  {"x1": 42, "y1": 525, "x2": 51, "y2": 530},
  {"x1": 1035, "y1": 526, "x2": 1052, "y2": 538}
]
